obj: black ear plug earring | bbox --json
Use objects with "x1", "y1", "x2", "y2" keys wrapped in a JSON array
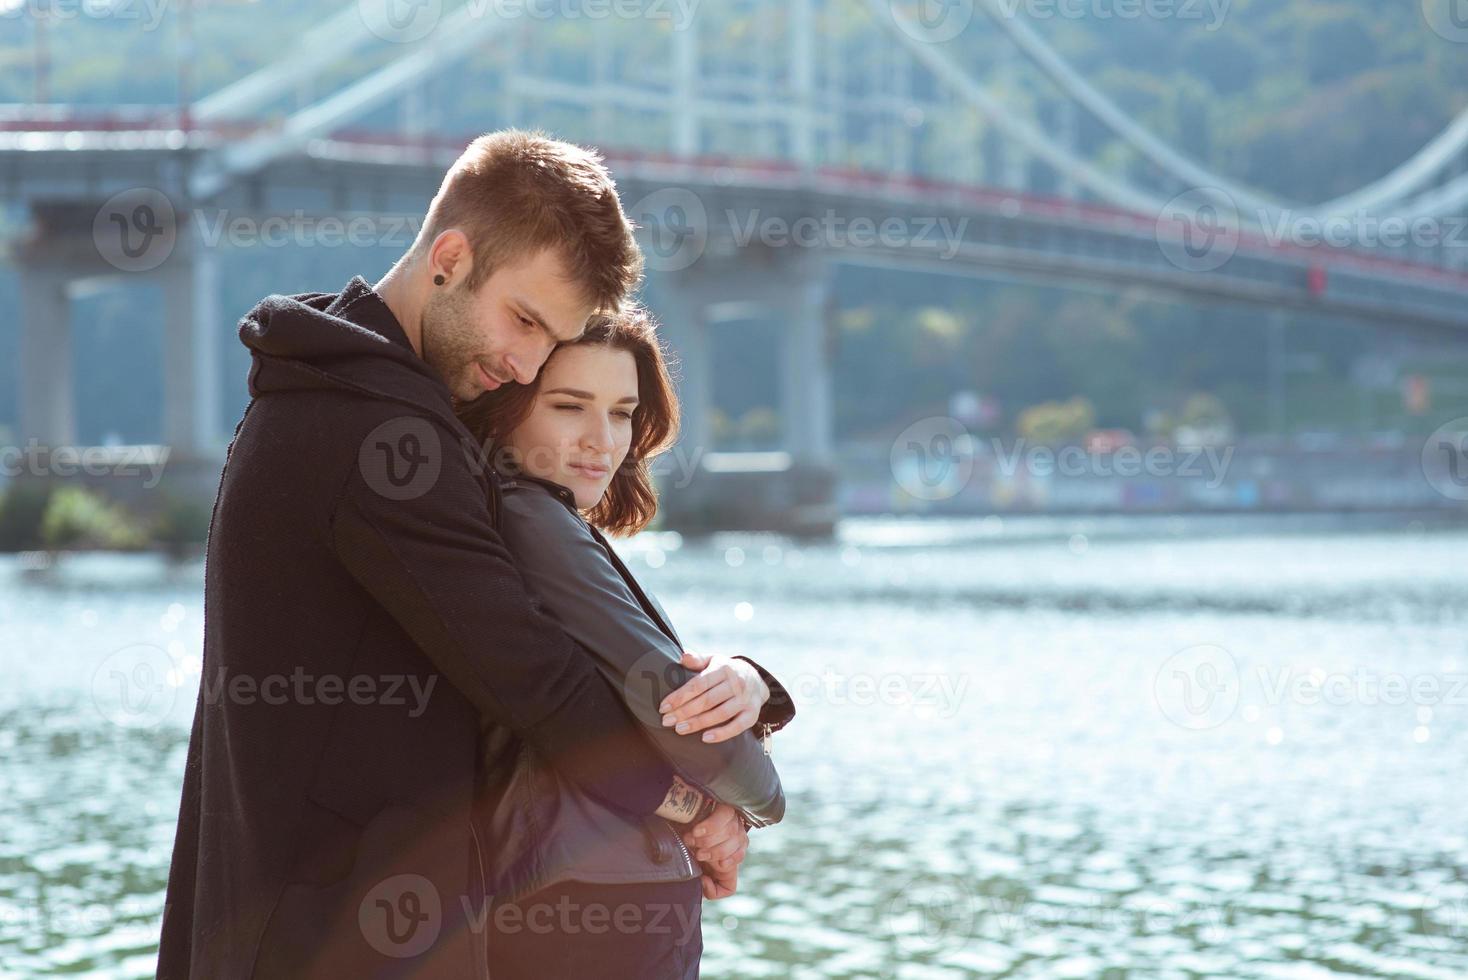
[{"x1": 433, "y1": 274, "x2": 446, "y2": 286}]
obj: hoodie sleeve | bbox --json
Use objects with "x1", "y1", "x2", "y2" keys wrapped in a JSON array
[
  {"x1": 497, "y1": 484, "x2": 785, "y2": 827},
  {"x1": 328, "y1": 411, "x2": 675, "y2": 818}
]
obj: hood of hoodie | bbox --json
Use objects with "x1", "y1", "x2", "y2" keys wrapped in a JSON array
[{"x1": 239, "y1": 275, "x2": 464, "y2": 434}]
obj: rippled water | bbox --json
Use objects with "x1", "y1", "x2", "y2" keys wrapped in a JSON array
[{"x1": 2, "y1": 514, "x2": 1466, "y2": 977}]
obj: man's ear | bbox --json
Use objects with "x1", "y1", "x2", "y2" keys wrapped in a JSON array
[{"x1": 429, "y1": 229, "x2": 473, "y2": 284}]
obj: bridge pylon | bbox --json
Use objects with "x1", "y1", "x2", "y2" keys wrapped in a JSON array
[
  {"x1": 650, "y1": 244, "x2": 838, "y2": 537},
  {"x1": 11, "y1": 199, "x2": 226, "y2": 521}
]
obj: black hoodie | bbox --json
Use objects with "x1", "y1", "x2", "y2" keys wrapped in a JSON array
[{"x1": 157, "y1": 276, "x2": 675, "y2": 979}]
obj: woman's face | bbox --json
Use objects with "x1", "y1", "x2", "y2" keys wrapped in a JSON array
[{"x1": 501, "y1": 343, "x2": 639, "y2": 510}]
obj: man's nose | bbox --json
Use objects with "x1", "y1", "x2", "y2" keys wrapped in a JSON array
[
  {"x1": 508, "y1": 337, "x2": 557, "y2": 385},
  {"x1": 503, "y1": 351, "x2": 539, "y2": 386}
]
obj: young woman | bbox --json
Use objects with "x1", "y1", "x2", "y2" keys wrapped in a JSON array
[{"x1": 456, "y1": 304, "x2": 793, "y2": 979}]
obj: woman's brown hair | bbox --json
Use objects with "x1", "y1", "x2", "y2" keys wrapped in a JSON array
[{"x1": 456, "y1": 304, "x2": 680, "y2": 537}]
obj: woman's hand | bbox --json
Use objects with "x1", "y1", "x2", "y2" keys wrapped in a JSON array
[{"x1": 659, "y1": 652, "x2": 770, "y2": 743}]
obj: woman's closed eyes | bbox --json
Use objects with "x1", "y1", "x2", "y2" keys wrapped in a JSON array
[{"x1": 554, "y1": 403, "x2": 633, "y2": 420}]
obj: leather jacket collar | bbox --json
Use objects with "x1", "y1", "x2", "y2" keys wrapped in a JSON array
[{"x1": 490, "y1": 456, "x2": 580, "y2": 511}]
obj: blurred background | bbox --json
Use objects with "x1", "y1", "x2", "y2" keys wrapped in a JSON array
[{"x1": 2, "y1": 0, "x2": 1468, "y2": 975}]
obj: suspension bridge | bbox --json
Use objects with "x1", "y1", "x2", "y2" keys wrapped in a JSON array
[{"x1": 5, "y1": 0, "x2": 1467, "y2": 530}]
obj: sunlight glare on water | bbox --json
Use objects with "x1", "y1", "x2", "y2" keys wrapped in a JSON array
[{"x1": 1, "y1": 515, "x2": 1465, "y2": 977}]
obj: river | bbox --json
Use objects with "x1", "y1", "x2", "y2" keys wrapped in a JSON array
[{"x1": 1, "y1": 513, "x2": 1465, "y2": 977}]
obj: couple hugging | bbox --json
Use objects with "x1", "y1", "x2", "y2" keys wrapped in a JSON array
[{"x1": 158, "y1": 129, "x2": 792, "y2": 980}]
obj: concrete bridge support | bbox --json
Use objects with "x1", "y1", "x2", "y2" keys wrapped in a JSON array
[
  {"x1": 13, "y1": 204, "x2": 223, "y2": 459},
  {"x1": 18, "y1": 262, "x2": 75, "y2": 448},
  {"x1": 775, "y1": 255, "x2": 834, "y2": 465},
  {"x1": 650, "y1": 247, "x2": 838, "y2": 535},
  {"x1": 160, "y1": 242, "x2": 222, "y2": 457},
  {"x1": 651, "y1": 281, "x2": 714, "y2": 464}
]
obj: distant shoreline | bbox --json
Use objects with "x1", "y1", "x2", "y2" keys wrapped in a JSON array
[{"x1": 2, "y1": 507, "x2": 1463, "y2": 562}]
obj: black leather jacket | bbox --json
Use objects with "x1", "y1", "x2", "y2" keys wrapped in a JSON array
[{"x1": 472, "y1": 468, "x2": 794, "y2": 902}]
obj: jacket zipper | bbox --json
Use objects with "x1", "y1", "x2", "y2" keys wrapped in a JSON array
[
  {"x1": 468, "y1": 819, "x2": 491, "y2": 980},
  {"x1": 668, "y1": 820, "x2": 697, "y2": 876}
]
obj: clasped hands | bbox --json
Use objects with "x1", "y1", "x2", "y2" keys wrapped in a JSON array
[{"x1": 659, "y1": 650, "x2": 770, "y2": 899}]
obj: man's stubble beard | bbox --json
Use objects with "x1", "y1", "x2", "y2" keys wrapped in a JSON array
[{"x1": 420, "y1": 284, "x2": 488, "y2": 400}]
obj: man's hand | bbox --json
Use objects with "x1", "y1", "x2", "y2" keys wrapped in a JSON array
[
  {"x1": 690, "y1": 804, "x2": 748, "y2": 901},
  {"x1": 682, "y1": 802, "x2": 748, "y2": 869},
  {"x1": 659, "y1": 652, "x2": 770, "y2": 743},
  {"x1": 700, "y1": 862, "x2": 738, "y2": 900}
]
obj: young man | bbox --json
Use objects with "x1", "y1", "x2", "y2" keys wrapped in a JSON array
[{"x1": 157, "y1": 130, "x2": 790, "y2": 979}]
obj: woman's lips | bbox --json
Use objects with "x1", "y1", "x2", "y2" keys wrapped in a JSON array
[{"x1": 568, "y1": 462, "x2": 609, "y2": 479}]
